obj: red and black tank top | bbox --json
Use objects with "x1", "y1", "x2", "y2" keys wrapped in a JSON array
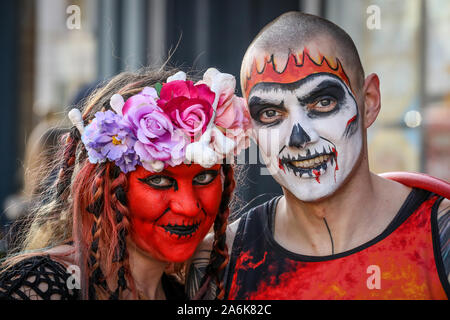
[{"x1": 225, "y1": 188, "x2": 449, "y2": 299}]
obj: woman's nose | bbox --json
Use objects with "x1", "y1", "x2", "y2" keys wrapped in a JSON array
[{"x1": 169, "y1": 185, "x2": 201, "y2": 217}]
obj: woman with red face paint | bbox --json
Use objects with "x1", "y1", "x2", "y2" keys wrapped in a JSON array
[{"x1": 0, "y1": 67, "x2": 252, "y2": 300}]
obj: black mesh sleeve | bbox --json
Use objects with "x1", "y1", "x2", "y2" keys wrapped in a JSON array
[{"x1": 0, "y1": 255, "x2": 79, "y2": 300}]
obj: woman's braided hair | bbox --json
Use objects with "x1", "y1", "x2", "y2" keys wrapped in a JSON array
[
  {"x1": 73, "y1": 161, "x2": 133, "y2": 300},
  {"x1": 70, "y1": 67, "x2": 176, "y2": 299},
  {"x1": 194, "y1": 162, "x2": 235, "y2": 300}
]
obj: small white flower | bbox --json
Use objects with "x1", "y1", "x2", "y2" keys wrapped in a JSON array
[
  {"x1": 150, "y1": 160, "x2": 165, "y2": 172},
  {"x1": 167, "y1": 71, "x2": 187, "y2": 83},
  {"x1": 185, "y1": 142, "x2": 218, "y2": 168},
  {"x1": 110, "y1": 94, "x2": 125, "y2": 115},
  {"x1": 184, "y1": 125, "x2": 237, "y2": 168},
  {"x1": 68, "y1": 108, "x2": 85, "y2": 134}
]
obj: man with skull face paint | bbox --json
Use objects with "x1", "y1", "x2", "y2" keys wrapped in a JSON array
[{"x1": 188, "y1": 12, "x2": 450, "y2": 300}]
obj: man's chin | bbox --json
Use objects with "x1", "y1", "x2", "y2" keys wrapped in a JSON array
[{"x1": 279, "y1": 176, "x2": 341, "y2": 203}]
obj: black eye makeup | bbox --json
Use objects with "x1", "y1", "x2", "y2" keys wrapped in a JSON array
[
  {"x1": 248, "y1": 96, "x2": 286, "y2": 126},
  {"x1": 139, "y1": 175, "x2": 177, "y2": 190},
  {"x1": 298, "y1": 83, "x2": 345, "y2": 118},
  {"x1": 193, "y1": 170, "x2": 219, "y2": 185},
  {"x1": 307, "y1": 96, "x2": 338, "y2": 114},
  {"x1": 138, "y1": 170, "x2": 219, "y2": 190}
]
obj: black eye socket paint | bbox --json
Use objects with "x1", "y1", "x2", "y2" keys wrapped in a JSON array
[
  {"x1": 298, "y1": 84, "x2": 345, "y2": 119},
  {"x1": 248, "y1": 96, "x2": 286, "y2": 126},
  {"x1": 306, "y1": 99, "x2": 341, "y2": 118},
  {"x1": 297, "y1": 82, "x2": 345, "y2": 105},
  {"x1": 249, "y1": 75, "x2": 355, "y2": 126}
]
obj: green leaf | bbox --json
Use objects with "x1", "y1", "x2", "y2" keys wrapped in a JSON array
[{"x1": 155, "y1": 82, "x2": 162, "y2": 97}]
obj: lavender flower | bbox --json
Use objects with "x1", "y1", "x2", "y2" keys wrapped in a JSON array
[
  {"x1": 82, "y1": 110, "x2": 139, "y2": 173},
  {"x1": 122, "y1": 88, "x2": 187, "y2": 171}
]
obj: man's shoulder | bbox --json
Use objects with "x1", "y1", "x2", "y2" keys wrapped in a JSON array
[{"x1": 379, "y1": 171, "x2": 450, "y2": 200}]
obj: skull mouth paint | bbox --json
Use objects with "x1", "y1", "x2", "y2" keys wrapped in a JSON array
[
  {"x1": 246, "y1": 50, "x2": 362, "y2": 201},
  {"x1": 279, "y1": 143, "x2": 338, "y2": 182}
]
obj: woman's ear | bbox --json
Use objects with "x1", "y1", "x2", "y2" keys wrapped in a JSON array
[{"x1": 363, "y1": 73, "x2": 381, "y2": 129}]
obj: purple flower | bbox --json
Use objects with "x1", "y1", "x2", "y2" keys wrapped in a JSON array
[
  {"x1": 82, "y1": 110, "x2": 140, "y2": 173},
  {"x1": 122, "y1": 87, "x2": 187, "y2": 171}
]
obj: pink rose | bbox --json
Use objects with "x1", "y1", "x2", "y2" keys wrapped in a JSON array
[
  {"x1": 157, "y1": 80, "x2": 215, "y2": 141},
  {"x1": 121, "y1": 87, "x2": 187, "y2": 171},
  {"x1": 197, "y1": 73, "x2": 252, "y2": 154}
]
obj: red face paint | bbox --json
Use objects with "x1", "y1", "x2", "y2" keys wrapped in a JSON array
[
  {"x1": 332, "y1": 147, "x2": 339, "y2": 182},
  {"x1": 278, "y1": 159, "x2": 285, "y2": 173},
  {"x1": 127, "y1": 164, "x2": 222, "y2": 263}
]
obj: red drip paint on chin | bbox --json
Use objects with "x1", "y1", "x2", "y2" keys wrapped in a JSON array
[
  {"x1": 278, "y1": 159, "x2": 285, "y2": 173},
  {"x1": 312, "y1": 169, "x2": 321, "y2": 183},
  {"x1": 332, "y1": 147, "x2": 339, "y2": 183}
]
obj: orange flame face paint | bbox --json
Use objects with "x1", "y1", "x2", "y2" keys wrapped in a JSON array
[{"x1": 243, "y1": 49, "x2": 352, "y2": 98}]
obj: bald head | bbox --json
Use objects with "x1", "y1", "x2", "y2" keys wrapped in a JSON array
[{"x1": 241, "y1": 12, "x2": 365, "y2": 98}]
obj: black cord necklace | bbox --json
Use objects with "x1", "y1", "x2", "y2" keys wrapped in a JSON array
[{"x1": 323, "y1": 218, "x2": 335, "y2": 255}]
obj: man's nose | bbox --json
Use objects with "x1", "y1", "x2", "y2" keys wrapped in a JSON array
[
  {"x1": 288, "y1": 122, "x2": 319, "y2": 149},
  {"x1": 169, "y1": 185, "x2": 201, "y2": 217}
]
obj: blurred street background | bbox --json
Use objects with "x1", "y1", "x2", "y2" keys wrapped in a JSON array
[{"x1": 0, "y1": 0, "x2": 449, "y2": 253}]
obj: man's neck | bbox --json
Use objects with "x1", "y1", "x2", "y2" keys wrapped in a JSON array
[{"x1": 274, "y1": 160, "x2": 411, "y2": 256}]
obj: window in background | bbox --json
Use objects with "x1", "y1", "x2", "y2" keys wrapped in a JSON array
[
  {"x1": 326, "y1": 0, "x2": 447, "y2": 177},
  {"x1": 424, "y1": 0, "x2": 450, "y2": 181},
  {"x1": 34, "y1": 0, "x2": 98, "y2": 122}
]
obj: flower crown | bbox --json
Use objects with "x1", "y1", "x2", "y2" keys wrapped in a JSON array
[{"x1": 68, "y1": 68, "x2": 252, "y2": 173}]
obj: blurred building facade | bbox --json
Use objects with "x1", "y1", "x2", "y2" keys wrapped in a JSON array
[{"x1": 1, "y1": 0, "x2": 449, "y2": 228}]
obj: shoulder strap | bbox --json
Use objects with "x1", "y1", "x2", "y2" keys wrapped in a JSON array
[
  {"x1": 224, "y1": 197, "x2": 279, "y2": 299},
  {"x1": 380, "y1": 172, "x2": 450, "y2": 199}
]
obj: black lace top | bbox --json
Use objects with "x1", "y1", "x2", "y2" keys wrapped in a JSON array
[
  {"x1": 0, "y1": 255, "x2": 186, "y2": 300},
  {"x1": 0, "y1": 255, "x2": 78, "y2": 300}
]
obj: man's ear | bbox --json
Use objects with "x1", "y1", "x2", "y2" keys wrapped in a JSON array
[{"x1": 362, "y1": 73, "x2": 381, "y2": 129}]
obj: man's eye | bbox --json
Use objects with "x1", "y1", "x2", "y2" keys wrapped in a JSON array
[
  {"x1": 308, "y1": 98, "x2": 337, "y2": 112},
  {"x1": 139, "y1": 175, "x2": 175, "y2": 189},
  {"x1": 259, "y1": 109, "x2": 283, "y2": 124},
  {"x1": 193, "y1": 170, "x2": 218, "y2": 185}
]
